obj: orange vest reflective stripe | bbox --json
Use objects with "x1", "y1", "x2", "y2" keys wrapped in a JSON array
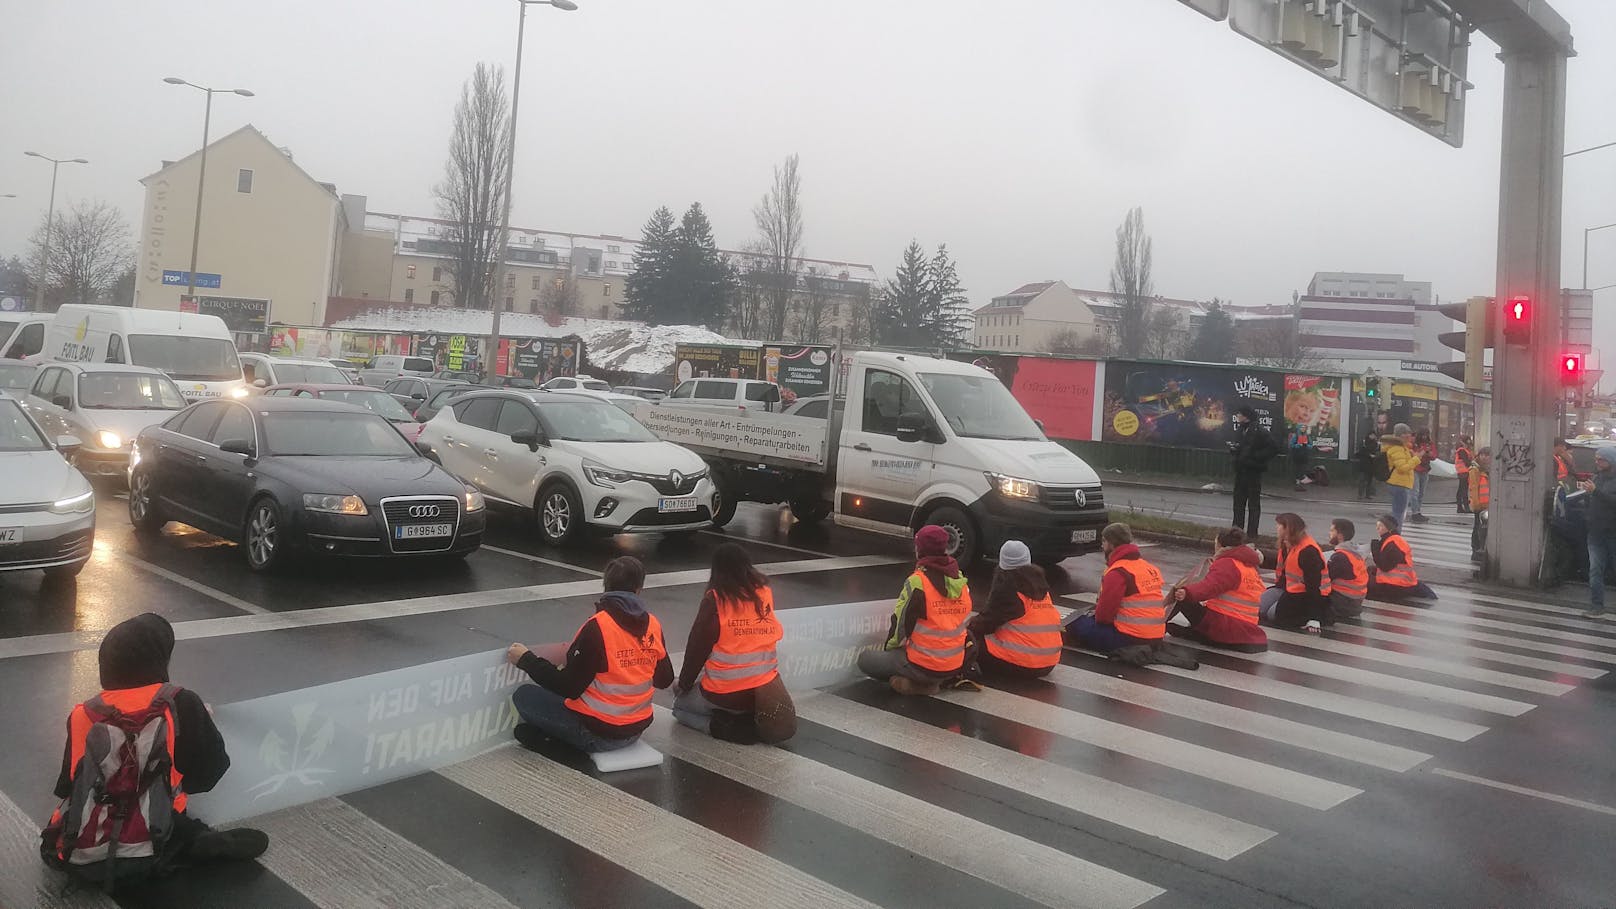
[
  {"x1": 1473, "y1": 471, "x2": 1490, "y2": 509},
  {"x1": 565, "y1": 612, "x2": 665, "y2": 726},
  {"x1": 1205, "y1": 560, "x2": 1264, "y2": 625},
  {"x1": 65, "y1": 684, "x2": 187, "y2": 814},
  {"x1": 1456, "y1": 448, "x2": 1471, "y2": 475},
  {"x1": 1283, "y1": 537, "x2": 1333, "y2": 596},
  {"x1": 1557, "y1": 457, "x2": 1569, "y2": 481},
  {"x1": 906, "y1": 572, "x2": 971, "y2": 672},
  {"x1": 1107, "y1": 559, "x2": 1165, "y2": 640},
  {"x1": 1332, "y1": 549, "x2": 1368, "y2": 599},
  {"x1": 1377, "y1": 534, "x2": 1419, "y2": 587},
  {"x1": 985, "y1": 592, "x2": 1064, "y2": 668},
  {"x1": 702, "y1": 586, "x2": 782, "y2": 694}
]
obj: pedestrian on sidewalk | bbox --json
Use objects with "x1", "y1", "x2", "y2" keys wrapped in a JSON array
[
  {"x1": 1409, "y1": 429, "x2": 1436, "y2": 523},
  {"x1": 1168, "y1": 527, "x2": 1268, "y2": 652},
  {"x1": 42, "y1": 614, "x2": 269, "y2": 887},
  {"x1": 1368, "y1": 515, "x2": 1437, "y2": 602},
  {"x1": 1382, "y1": 424, "x2": 1417, "y2": 527},
  {"x1": 1554, "y1": 439, "x2": 1578, "y2": 490},
  {"x1": 1469, "y1": 447, "x2": 1491, "y2": 559},
  {"x1": 968, "y1": 541, "x2": 1063, "y2": 679},
  {"x1": 1578, "y1": 447, "x2": 1616, "y2": 618},
  {"x1": 672, "y1": 544, "x2": 796, "y2": 745},
  {"x1": 1454, "y1": 435, "x2": 1475, "y2": 514},
  {"x1": 1065, "y1": 523, "x2": 1167, "y2": 652},
  {"x1": 1289, "y1": 422, "x2": 1312, "y2": 489},
  {"x1": 506, "y1": 556, "x2": 674, "y2": 755},
  {"x1": 1230, "y1": 407, "x2": 1278, "y2": 539},
  {"x1": 1354, "y1": 431, "x2": 1380, "y2": 501},
  {"x1": 859, "y1": 525, "x2": 974, "y2": 695}
]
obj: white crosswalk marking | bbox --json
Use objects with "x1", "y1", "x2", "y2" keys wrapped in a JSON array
[
  {"x1": 1429, "y1": 586, "x2": 1613, "y2": 623},
  {"x1": 1259, "y1": 626, "x2": 1577, "y2": 696},
  {"x1": 1364, "y1": 602, "x2": 1616, "y2": 649},
  {"x1": 1350, "y1": 614, "x2": 1616, "y2": 665},
  {"x1": 0, "y1": 792, "x2": 117, "y2": 909},
  {"x1": 1319, "y1": 622, "x2": 1608, "y2": 678},
  {"x1": 1425, "y1": 600, "x2": 1616, "y2": 636}
]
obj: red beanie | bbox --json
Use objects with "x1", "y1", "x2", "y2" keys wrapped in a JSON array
[{"x1": 914, "y1": 524, "x2": 949, "y2": 557}]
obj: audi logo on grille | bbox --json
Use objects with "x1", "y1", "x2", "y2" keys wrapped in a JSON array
[
  {"x1": 408, "y1": 504, "x2": 442, "y2": 518},
  {"x1": 1074, "y1": 489, "x2": 1087, "y2": 508}
]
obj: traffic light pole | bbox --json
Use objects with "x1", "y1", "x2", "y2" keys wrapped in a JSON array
[{"x1": 1486, "y1": 50, "x2": 1568, "y2": 587}]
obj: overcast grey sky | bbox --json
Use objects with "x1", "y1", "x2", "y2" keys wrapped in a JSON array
[{"x1": 3, "y1": 0, "x2": 1613, "y2": 336}]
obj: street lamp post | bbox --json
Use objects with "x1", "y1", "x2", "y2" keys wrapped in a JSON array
[
  {"x1": 1584, "y1": 222, "x2": 1616, "y2": 290},
  {"x1": 488, "y1": 0, "x2": 577, "y2": 377},
  {"x1": 22, "y1": 152, "x2": 89, "y2": 312},
  {"x1": 164, "y1": 78, "x2": 253, "y2": 300}
]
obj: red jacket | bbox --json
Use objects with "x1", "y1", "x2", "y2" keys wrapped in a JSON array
[
  {"x1": 1180, "y1": 545, "x2": 1268, "y2": 647},
  {"x1": 1095, "y1": 543, "x2": 1146, "y2": 625}
]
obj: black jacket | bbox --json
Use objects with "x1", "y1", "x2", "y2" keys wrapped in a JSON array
[
  {"x1": 1586, "y1": 471, "x2": 1616, "y2": 535},
  {"x1": 517, "y1": 592, "x2": 674, "y2": 739},
  {"x1": 1231, "y1": 423, "x2": 1278, "y2": 476}
]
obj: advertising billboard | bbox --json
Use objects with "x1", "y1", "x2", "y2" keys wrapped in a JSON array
[
  {"x1": 497, "y1": 337, "x2": 581, "y2": 382},
  {"x1": 1282, "y1": 375, "x2": 1344, "y2": 455},
  {"x1": 674, "y1": 344, "x2": 761, "y2": 383},
  {"x1": 1102, "y1": 363, "x2": 1283, "y2": 449},
  {"x1": 763, "y1": 345, "x2": 835, "y2": 397}
]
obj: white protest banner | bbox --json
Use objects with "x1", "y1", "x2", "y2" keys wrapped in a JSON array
[{"x1": 774, "y1": 599, "x2": 892, "y2": 690}]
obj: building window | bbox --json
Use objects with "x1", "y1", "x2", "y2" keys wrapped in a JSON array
[
  {"x1": 404, "y1": 288, "x2": 414, "y2": 303},
  {"x1": 603, "y1": 283, "x2": 612, "y2": 297},
  {"x1": 236, "y1": 169, "x2": 253, "y2": 193},
  {"x1": 529, "y1": 298, "x2": 539, "y2": 312},
  {"x1": 406, "y1": 264, "x2": 416, "y2": 279},
  {"x1": 505, "y1": 273, "x2": 515, "y2": 289},
  {"x1": 432, "y1": 266, "x2": 442, "y2": 281},
  {"x1": 504, "y1": 296, "x2": 513, "y2": 310},
  {"x1": 608, "y1": 245, "x2": 621, "y2": 253},
  {"x1": 429, "y1": 290, "x2": 440, "y2": 305},
  {"x1": 531, "y1": 275, "x2": 541, "y2": 290}
]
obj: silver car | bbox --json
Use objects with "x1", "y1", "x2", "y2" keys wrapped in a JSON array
[
  {"x1": 24, "y1": 363, "x2": 190, "y2": 482},
  {"x1": 0, "y1": 393, "x2": 95, "y2": 579}
]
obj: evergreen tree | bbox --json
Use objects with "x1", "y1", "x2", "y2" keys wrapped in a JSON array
[
  {"x1": 924, "y1": 244, "x2": 970, "y2": 348},
  {"x1": 622, "y1": 206, "x2": 677, "y2": 322},
  {"x1": 670, "y1": 203, "x2": 734, "y2": 330},
  {"x1": 873, "y1": 241, "x2": 966, "y2": 348},
  {"x1": 1195, "y1": 299, "x2": 1237, "y2": 363}
]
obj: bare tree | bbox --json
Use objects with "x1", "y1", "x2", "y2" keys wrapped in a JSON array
[
  {"x1": 791, "y1": 273, "x2": 832, "y2": 343},
  {"x1": 541, "y1": 270, "x2": 581, "y2": 317},
  {"x1": 844, "y1": 284, "x2": 876, "y2": 346},
  {"x1": 1146, "y1": 306, "x2": 1184, "y2": 359},
  {"x1": 1046, "y1": 328, "x2": 1110, "y2": 356},
  {"x1": 29, "y1": 200, "x2": 136, "y2": 307},
  {"x1": 433, "y1": 63, "x2": 511, "y2": 311},
  {"x1": 1109, "y1": 206, "x2": 1154, "y2": 358},
  {"x1": 1240, "y1": 317, "x2": 1324, "y2": 370},
  {"x1": 753, "y1": 154, "x2": 804, "y2": 341},
  {"x1": 727, "y1": 242, "x2": 771, "y2": 340}
]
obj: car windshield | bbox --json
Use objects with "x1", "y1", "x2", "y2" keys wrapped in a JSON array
[
  {"x1": 317, "y1": 388, "x2": 415, "y2": 422},
  {"x1": 78, "y1": 372, "x2": 187, "y2": 410},
  {"x1": 580, "y1": 380, "x2": 611, "y2": 392},
  {"x1": 403, "y1": 357, "x2": 434, "y2": 372},
  {"x1": 274, "y1": 363, "x2": 350, "y2": 384},
  {"x1": 536, "y1": 399, "x2": 658, "y2": 443},
  {"x1": 0, "y1": 362, "x2": 36, "y2": 391},
  {"x1": 0, "y1": 400, "x2": 48, "y2": 452},
  {"x1": 918, "y1": 372, "x2": 1044, "y2": 441},
  {"x1": 262, "y1": 412, "x2": 416, "y2": 457},
  {"x1": 128, "y1": 335, "x2": 243, "y2": 381}
]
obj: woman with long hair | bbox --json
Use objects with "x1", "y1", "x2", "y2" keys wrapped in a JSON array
[
  {"x1": 672, "y1": 544, "x2": 796, "y2": 744},
  {"x1": 1409, "y1": 429, "x2": 1436, "y2": 523}
]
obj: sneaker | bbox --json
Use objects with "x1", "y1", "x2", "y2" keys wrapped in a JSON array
[
  {"x1": 1304, "y1": 620, "x2": 1322, "y2": 635},
  {"x1": 890, "y1": 675, "x2": 941, "y2": 696},
  {"x1": 1582, "y1": 610, "x2": 1607, "y2": 620},
  {"x1": 944, "y1": 677, "x2": 984, "y2": 692},
  {"x1": 187, "y1": 827, "x2": 269, "y2": 863}
]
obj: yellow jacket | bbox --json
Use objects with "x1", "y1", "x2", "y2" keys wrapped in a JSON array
[{"x1": 1381, "y1": 436, "x2": 1416, "y2": 489}]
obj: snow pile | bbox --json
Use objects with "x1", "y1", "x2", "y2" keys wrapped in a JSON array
[{"x1": 327, "y1": 307, "x2": 745, "y2": 375}]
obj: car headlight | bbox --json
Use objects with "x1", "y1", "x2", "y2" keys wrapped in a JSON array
[
  {"x1": 465, "y1": 486, "x2": 485, "y2": 512},
  {"x1": 302, "y1": 493, "x2": 368, "y2": 515},
  {"x1": 97, "y1": 430, "x2": 123, "y2": 450},
  {"x1": 50, "y1": 490, "x2": 95, "y2": 515},
  {"x1": 229, "y1": 386, "x2": 250, "y2": 398},
  {"x1": 584, "y1": 462, "x2": 632, "y2": 488},
  {"x1": 985, "y1": 472, "x2": 1040, "y2": 501}
]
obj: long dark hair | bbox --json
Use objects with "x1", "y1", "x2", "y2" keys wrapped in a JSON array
[
  {"x1": 998, "y1": 564, "x2": 1049, "y2": 600},
  {"x1": 708, "y1": 543, "x2": 771, "y2": 617}
]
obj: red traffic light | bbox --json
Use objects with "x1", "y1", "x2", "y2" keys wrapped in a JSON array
[
  {"x1": 1561, "y1": 352, "x2": 1585, "y2": 386},
  {"x1": 1502, "y1": 295, "x2": 1531, "y2": 345}
]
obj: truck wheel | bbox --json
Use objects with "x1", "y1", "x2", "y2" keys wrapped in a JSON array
[
  {"x1": 789, "y1": 498, "x2": 831, "y2": 524},
  {"x1": 925, "y1": 505, "x2": 980, "y2": 567},
  {"x1": 708, "y1": 471, "x2": 738, "y2": 527}
]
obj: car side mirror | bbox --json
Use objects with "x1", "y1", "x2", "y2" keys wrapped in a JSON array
[
  {"x1": 52, "y1": 394, "x2": 72, "y2": 410},
  {"x1": 414, "y1": 440, "x2": 435, "y2": 457},
  {"x1": 411, "y1": 392, "x2": 426, "y2": 401},
  {"x1": 896, "y1": 411, "x2": 931, "y2": 444},
  {"x1": 56, "y1": 435, "x2": 82, "y2": 456},
  {"x1": 218, "y1": 438, "x2": 255, "y2": 458},
  {"x1": 252, "y1": 378, "x2": 269, "y2": 388},
  {"x1": 509, "y1": 429, "x2": 542, "y2": 452}
]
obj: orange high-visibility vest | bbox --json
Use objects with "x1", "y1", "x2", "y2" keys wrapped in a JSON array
[
  {"x1": 1472, "y1": 470, "x2": 1490, "y2": 509},
  {"x1": 1283, "y1": 536, "x2": 1333, "y2": 596},
  {"x1": 985, "y1": 592, "x2": 1064, "y2": 668},
  {"x1": 1456, "y1": 447, "x2": 1471, "y2": 475},
  {"x1": 1332, "y1": 548, "x2": 1368, "y2": 599},
  {"x1": 63, "y1": 684, "x2": 187, "y2": 814},
  {"x1": 1376, "y1": 534, "x2": 1419, "y2": 588},
  {"x1": 565, "y1": 612, "x2": 665, "y2": 726},
  {"x1": 1106, "y1": 559, "x2": 1165, "y2": 640},
  {"x1": 906, "y1": 572, "x2": 971, "y2": 672},
  {"x1": 1205, "y1": 560, "x2": 1265, "y2": 625},
  {"x1": 702, "y1": 586, "x2": 782, "y2": 694}
]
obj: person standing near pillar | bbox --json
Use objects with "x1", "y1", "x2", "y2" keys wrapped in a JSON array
[
  {"x1": 1578, "y1": 447, "x2": 1616, "y2": 619},
  {"x1": 1230, "y1": 407, "x2": 1278, "y2": 539},
  {"x1": 1455, "y1": 435, "x2": 1474, "y2": 514},
  {"x1": 1469, "y1": 447, "x2": 1491, "y2": 560}
]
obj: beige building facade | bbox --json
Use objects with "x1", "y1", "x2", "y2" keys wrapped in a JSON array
[{"x1": 973, "y1": 281, "x2": 1100, "y2": 352}]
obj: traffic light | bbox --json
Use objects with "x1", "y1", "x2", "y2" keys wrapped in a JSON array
[
  {"x1": 1364, "y1": 375, "x2": 1380, "y2": 400},
  {"x1": 1560, "y1": 352, "x2": 1585, "y2": 387},
  {"x1": 1502, "y1": 295, "x2": 1531, "y2": 345}
]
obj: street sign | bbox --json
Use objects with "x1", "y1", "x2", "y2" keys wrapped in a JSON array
[
  {"x1": 180, "y1": 294, "x2": 270, "y2": 333},
  {"x1": 162, "y1": 269, "x2": 222, "y2": 289}
]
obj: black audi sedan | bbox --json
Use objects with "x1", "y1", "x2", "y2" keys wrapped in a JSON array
[{"x1": 128, "y1": 396, "x2": 484, "y2": 571}]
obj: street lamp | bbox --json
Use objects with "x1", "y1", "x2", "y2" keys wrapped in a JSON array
[
  {"x1": 164, "y1": 77, "x2": 254, "y2": 301},
  {"x1": 488, "y1": 0, "x2": 577, "y2": 377},
  {"x1": 23, "y1": 151, "x2": 89, "y2": 312},
  {"x1": 1583, "y1": 222, "x2": 1616, "y2": 290}
]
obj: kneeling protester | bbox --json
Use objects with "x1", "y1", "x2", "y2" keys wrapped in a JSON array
[{"x1": 1170, "y1": 528, "x2": 1268, "y2": 652}]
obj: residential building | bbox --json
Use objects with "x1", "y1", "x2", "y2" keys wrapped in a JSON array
[{"x1": 972, "y1": 281, "x2": 1290, "y2": 356}]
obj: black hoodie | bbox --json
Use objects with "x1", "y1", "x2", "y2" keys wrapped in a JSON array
[
  {"x1": 517, "y1": 592, "x2": 674, "y2": 739},
  {"x1": 54, "y1": 613, "x2": 230, "y2": 802}
]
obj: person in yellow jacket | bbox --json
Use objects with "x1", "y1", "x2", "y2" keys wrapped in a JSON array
[{"x1": 1381, "y1": 423, "x2": 1418, "y2": 527}]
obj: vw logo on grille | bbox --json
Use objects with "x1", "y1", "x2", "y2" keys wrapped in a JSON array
[
  {"x1": 670, "y1": 470, "x2": 684, "y2": 488},
  {"x1": 1074, "y1": 489, "x2": 1087, "y2": 508},
  {"x1": 408, "y1": 504, "x2": 442, "y2": 518}
]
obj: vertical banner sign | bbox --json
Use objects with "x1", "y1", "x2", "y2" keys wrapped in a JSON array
[
  {"x1": 498, "y1": 338, "x2": 582, "y2": 382},
  {"x1": 1102, "y1": 362, "x2": 1283, "y2": 448},
  {"x1": 1283, "y1": 375, "x2": 1343, "y2": 456}
]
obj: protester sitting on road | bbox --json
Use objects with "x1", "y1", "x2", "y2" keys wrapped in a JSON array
[
  {"x1": 1065, "y1": 523, "x2": 1166, "y2": 652},
  {"x1": 672, "y1": 544, "x2": 796, "y2": 745},
  {"x1": 1577, "y1": 446, "x2": 1616, "y2": 619},
  {"x1": 859, "y1": 525, "x2": 974, "y2": 695},
  {"x1": 1469, "y1": 447, "x2": 1491, "y2": 560},
  {"x1": 967, "y1": 540, "x2": 1064, "y2": 679},
  {"x1": 1326, "y1": 518, "x2": 1368, "y2": 621},
  {"x1": 1368, "y1": 515, "x2": 1437, "y2": 602},
  {"x1": 42, "y1": 614, "x2": 269, "y2": 885},
  {"x1": 1382, "y1": 424, "x2": 1417, "y2": 527},
  {"x1": 1258, "y1": 513, "x2": 1329, "y2": 633},
  {"x1": 506, "y1": 556, "x2": 674, "y2": 755},
  {"x1": 1168, "y1": 527, "x2": 1268, "y2": 652}
]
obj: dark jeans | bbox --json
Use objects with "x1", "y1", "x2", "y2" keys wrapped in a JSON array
[
  {"x1": 1233, "y1": 472, "x2": 1263, "y2": 538},
  {"x1": 1587, "y1": 531, "x2": 1616, "y2": 612},
  {"x1": 1457, "y1": 476, "x2": 1471, "y2": 513},
  {"x1": 1064, "y1": 615, "x2": 1134, "y2": 652},
  {"x1": 512, "y1": 684, "x2": 635, "y2": 754},
  {"x1": 1472, "y1": 511, "x2": 1486, "y2": 553},
  {"x1": 1358, "y1": 468, "x2": 1375, "y2": 500}
]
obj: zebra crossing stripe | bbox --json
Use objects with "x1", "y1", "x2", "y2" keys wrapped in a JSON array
[
  {"x1": 247, "y1": 798, "x2": 518, "y2": 909},
  {"x1": 441, "y1": 745, "x2": 884, "y2": 909},
  {"x1": 930, "y1": 686, "x2": 1362, "y2": 809},
  {"x1": 1426, "y1": 600, "x2": 1616, "y2": 637},
  {"x1": 638, "y1": 709, "x2": 1166, "y2": 909},
  {"x1": 0, "y1": 790, "x2": 117, "y2": 909},
  {"x1": 796, "y1": 694, "x2": 1276, "y2": 860},
  {"x1": 1363, "y1": 603, "x2": 1616, "y2": 650},
  {"x1": 1354, "y1": 614, "x2": 1616, "y2": 666},
  {"x1": 1323, "y1": 622, "x2": 1608, "y2": 678},
  {"x1": 1430, "y1": 587, "x2": 1613, "y2": 622},
  {"x1": 1259, "y1": 627, "x2": 1577, "y2": 696},
  {"x1": 1042, "y1": 665, "x2": 1431, "y2": 772}
]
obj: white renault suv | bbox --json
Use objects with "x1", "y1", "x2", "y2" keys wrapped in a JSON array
[{"x1": 419, "y1": 389, "x2": 715, "y2": 545}]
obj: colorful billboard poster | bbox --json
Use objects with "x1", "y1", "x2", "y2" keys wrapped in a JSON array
[
  {"x1": 411, "y1": 334, "x2": 481, "y2": 372},
  {"x1": 675, "y1": 344, "x2": 761, "y2": 383},
  {"x1": 498, "y1": 338, "x2": 581, "y2": 382},
  {"x1": 1102, "y1": 363, "x2": 1283, "y2": 449},
  {"x1": 764, "y1": 345, "x2": 835, "y2": 397},
  {"x1": 965, "y1": 356, "x2": 1098, "y2": 442},
  {"x1": 1283, "y1": 375, "x2": 1343, "y2": 455}
]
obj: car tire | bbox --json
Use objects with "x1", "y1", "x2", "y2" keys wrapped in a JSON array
[
  {"x1": 709, "y1": 471, "x2": 738, "y2": 528},
  {"x1": 924, "y1": 505, "x2": 980, "y2": 567},
  {"x1": 243, "y1": 496, "x2": 288, "y2": 573},
  {"x1": 536, "y1": 483, "x2": 583, "y2": 547},
  {"x1": 44, "y1": 560, "x2": 86, "y2": 581},
  {"x1": 128, "y1": 469, "x2": 166, "y2": 535},
  {"x1": 789, "y1": 498, "x2": 832, "y2": 524}
]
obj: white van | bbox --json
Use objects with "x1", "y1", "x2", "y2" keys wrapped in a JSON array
[
  {"x1": 0, "y1": 313, "x2": 52, "y2": 360},
  {"x1": 40, "y1": 305, "x2": 245, "y2": 402}
]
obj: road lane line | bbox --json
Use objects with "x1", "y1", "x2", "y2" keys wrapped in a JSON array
[
  {"x1": 796, "y1": 694, "x2": 1275, "y2": 860},
  {"x1": 1044, "y1": 665, "x2": 1431, "y2": 772},
  {"x1": 1364, "y1": 603, "x2": 1616, "y2": 650},
  {"x1": 441, "y1": 745, "x2": 883, "y2": 909},
  {"x1": 1431, "y1": 586, "x2": 1612, "y2": 621},
  {"x1": 1258, "y1": 627, "x2": 1577, "y2": 696},
  {"x1": 478, "y1": 544, "x2": 603, "y2": 576},
  {"x1": 0, "y1": 790, "x2": 118, "y2": 909},
  {"x1": 112, "y1": 552, "x2": 270, "y2": 615},
  {"x1": 639, "y1": 709, "x2": 1164, "y2": 909},
  {"x1": 1321, "y1": 622, "x2": 1607, "y2": 678},
  {"x1": 1430, "y1": 769, "x2": 1616, "y2": 818},
  {"x1": 249, "y1": 798, "x2": 518, "y2": 909},
  {"x1": 1427, "y1": 599, "x2": 1616, "y2": 636}
]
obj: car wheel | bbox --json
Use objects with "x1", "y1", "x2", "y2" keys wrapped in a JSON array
[
  {"x1": 789, "y1": 497, "x2": 831, "y2": 524},
  {"x1": 925, "y1": 505, "x2": 980, "y2": 567},
  {"x1": 44, "y1": 560, "x2": 86, "y2": 581},
  {"x1": 537, "y1": 484, "x2": 583, "y2": 546},
  {"x1": 128, "y1": 469, "x2": 166, "y2": 534},
  {"x1": 244, "y1": 497, "x2": 288, "y2": 573},
  {"x1": 709, "y1": 472, "x2": 738, "y2": 527}
]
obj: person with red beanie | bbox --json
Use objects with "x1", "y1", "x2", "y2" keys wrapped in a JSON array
[{"x1": 858, "y1": 525, "x2": 973, "y2": 695}]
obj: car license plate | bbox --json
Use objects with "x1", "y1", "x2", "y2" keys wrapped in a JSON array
[
  {"x1": 658, "y1": 497, "x2": 698, "y2": 514},
  {"x1": 0, "y1": 527, "x2": 20, "y2": 544},
  {"x1": 1071, "y1": 529, "x2": 1098, "y2": 543},
  {"x1": 395, "y1": 523, "x2": 453, "y2": 539}
]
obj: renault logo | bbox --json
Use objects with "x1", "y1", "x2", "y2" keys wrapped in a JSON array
[
  {"x1": 408, "y1": 504, "x2": 442, "y2": 518},
  {"x1": 670, "y1": 470, "x2": 684, "y2": 487}
]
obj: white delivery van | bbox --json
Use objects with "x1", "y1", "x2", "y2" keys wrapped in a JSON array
[
  {"x1": 0, "y1": 313, "x2": 52, "y2": 360},
  {"x1": 39, "y1": 305, "x2": 246, "y2": 402},
  {"x1": 638, "y1": 351, "x2": 1108, "y2": 566}
]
